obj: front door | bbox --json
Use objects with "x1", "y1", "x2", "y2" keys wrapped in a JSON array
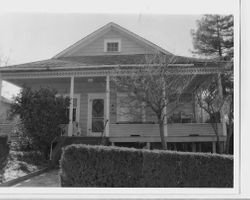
[{"x1": 87, "y1": 93, "x2": 106, "y2": 136}]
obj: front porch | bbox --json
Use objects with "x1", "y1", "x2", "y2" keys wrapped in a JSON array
[
  {"x1": 109, "y1": 123, "x2": 226, "y2": 153},
  {"x1": 60, "y1": 121, "x2": 225, "y2": 153},
  {"x1": 0, "y1": 63, "x2": 228, "y2": 153}
]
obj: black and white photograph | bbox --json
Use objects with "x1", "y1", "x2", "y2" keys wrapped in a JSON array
[{"x1": 0, "y1": 0, "x2": 247, "y2": 199}]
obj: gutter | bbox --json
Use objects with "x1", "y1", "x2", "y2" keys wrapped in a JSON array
[{"x1": 0, "y1": 63, "x2": 208, "y2": 72}]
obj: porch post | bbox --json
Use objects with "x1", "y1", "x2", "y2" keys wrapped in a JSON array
[
  {"x1": 217, "y1": 73, "x2": 227, "y2": 137},
  {"x1": 68, "y1": 76, "x2": 74, "y2": 136},
  {"x1": 105, "y1": 75, "x2": 110, "y2": 137}
]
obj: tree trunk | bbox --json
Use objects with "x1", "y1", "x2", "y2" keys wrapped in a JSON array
[
  {"x1": 216, "y1": 133, "x2": 221, "y2": 154},
  {"x1": 216, "y1": 17, "x2": 223, "y2": 58},
  {"x1": 159, "y1": 121, "x2": 167, "y2": 150},
  {"x1": 225, "y1": 95, "x2": 233, "y2": 154},
  {"x1": 212, "y1": 122, "x2": 221, "y2": 154},
  {"x1": 225, "y1": 108, "x2": 233, "y2": 154}
]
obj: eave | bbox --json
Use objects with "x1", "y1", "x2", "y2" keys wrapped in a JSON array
[{"x1": 0, "y1": 64, "x2": 229, "y2": 80}]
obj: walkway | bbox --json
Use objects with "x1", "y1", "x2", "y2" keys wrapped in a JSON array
[{"x1": 12, "y1": 169, "x2": 60, "y2": 187}]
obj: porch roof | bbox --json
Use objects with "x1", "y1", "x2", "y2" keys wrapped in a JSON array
[{"x1": 0, "y1": 54, "x2": 232, "y2": 72}]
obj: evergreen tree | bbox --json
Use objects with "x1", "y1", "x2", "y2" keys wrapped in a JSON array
[{"x1": 191, "y1": 15, "x2": 233, "y2": 61}]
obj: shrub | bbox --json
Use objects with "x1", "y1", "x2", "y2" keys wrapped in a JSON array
[
  {"x1": 141, "y1": 150, "x2": 233, "y2": 187},
  {"x1": 10, "y1": 123, "x2": 33, "y2": 151},
  {"x1": 60, "y1": 145, "x2": 143, "y2": 187},
  {"x1": 60, "y1": 145, "x2": 233, "y2": 187},
  {"x1": 14, "y1": 151, "x2": 46, "y2": 166},
  {"x1": 9, "y1": 87, "x2": 70, "y2": 158},
  {"x1": 0, "y1": 135, "x2": 10, "y2": 183}
]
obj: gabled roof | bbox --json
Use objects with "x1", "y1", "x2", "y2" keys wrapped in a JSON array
[
  {"x1": 53, "y1": 22, "x2": 172, "y2": 58},
  {"x1": 0, "y1": 22, "x2": 233, "y2": 73}
]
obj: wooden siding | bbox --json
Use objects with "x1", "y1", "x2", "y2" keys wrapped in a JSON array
[
  {"x1": 68, "y1": 29, "x2": 155, "y2": 56},
  {"x1": 110, "y1": 123, "x2": 223, "y2": 137}
]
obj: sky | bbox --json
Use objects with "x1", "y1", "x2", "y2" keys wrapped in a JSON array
[{"x1": 0, "y1": 14, "x2": 201, "y2": 65}]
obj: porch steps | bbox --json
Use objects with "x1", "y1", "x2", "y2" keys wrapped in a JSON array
[{"x1": 50, "y1": 136, "x2": 108, "y2": 165}]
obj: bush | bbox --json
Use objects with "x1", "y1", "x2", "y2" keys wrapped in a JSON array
[
  {"x1": 14, "y1": 151, "x2": 46, "y2": 166},
  {"x1": 142, "y1": 150, "x2": 233, "y2": 187},
  {"x1": 10, "y1": 123, "x2": 33, "y2": 151},
  {"x1": 9, "y1": 87, "x2": 70, "y2": 158},
  {"x1": 60, "y1": 145, "x2": 142, "y2": 187},
  {"x1": 60, "y1": 145, "x2": 233, "y2": 187},
  {"x1": 0, "y1": 135, "x2": 10, "y2": 183}
]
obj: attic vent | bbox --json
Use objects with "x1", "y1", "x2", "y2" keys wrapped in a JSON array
[{"x1": 104, "y1": 39, "x2": 121, "y2": 52}]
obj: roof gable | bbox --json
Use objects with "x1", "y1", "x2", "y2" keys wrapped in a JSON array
[{"x1": 53, "y1": 22, "x2": 172, "y2": 58}]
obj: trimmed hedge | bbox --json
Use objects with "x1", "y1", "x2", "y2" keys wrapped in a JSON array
[{"x1": 60, "y1": 145, "x2": 233, "y2": 187}]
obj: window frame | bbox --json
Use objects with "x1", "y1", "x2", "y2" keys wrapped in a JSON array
[{"x1": 104, "y1": 39, "x2": 121, "y2": 52}]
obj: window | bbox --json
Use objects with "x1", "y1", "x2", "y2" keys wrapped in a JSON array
[
  {"x1": 107, "y1": 42, "x2": 119, "y2": 52},
  {"x1": 116, "y1": 93, "x2": 145, "y2": 123},
  {"x1": 104, "y1": 39, "x2": 121, "y2": 52}
]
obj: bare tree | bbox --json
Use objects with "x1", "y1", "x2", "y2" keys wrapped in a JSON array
[
  {"x1": 111, "y1": 53, "x2": 195, "y2": 150},
  {"x1": 195, "y1": 75, "x2": 227, "y2": 154}
]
